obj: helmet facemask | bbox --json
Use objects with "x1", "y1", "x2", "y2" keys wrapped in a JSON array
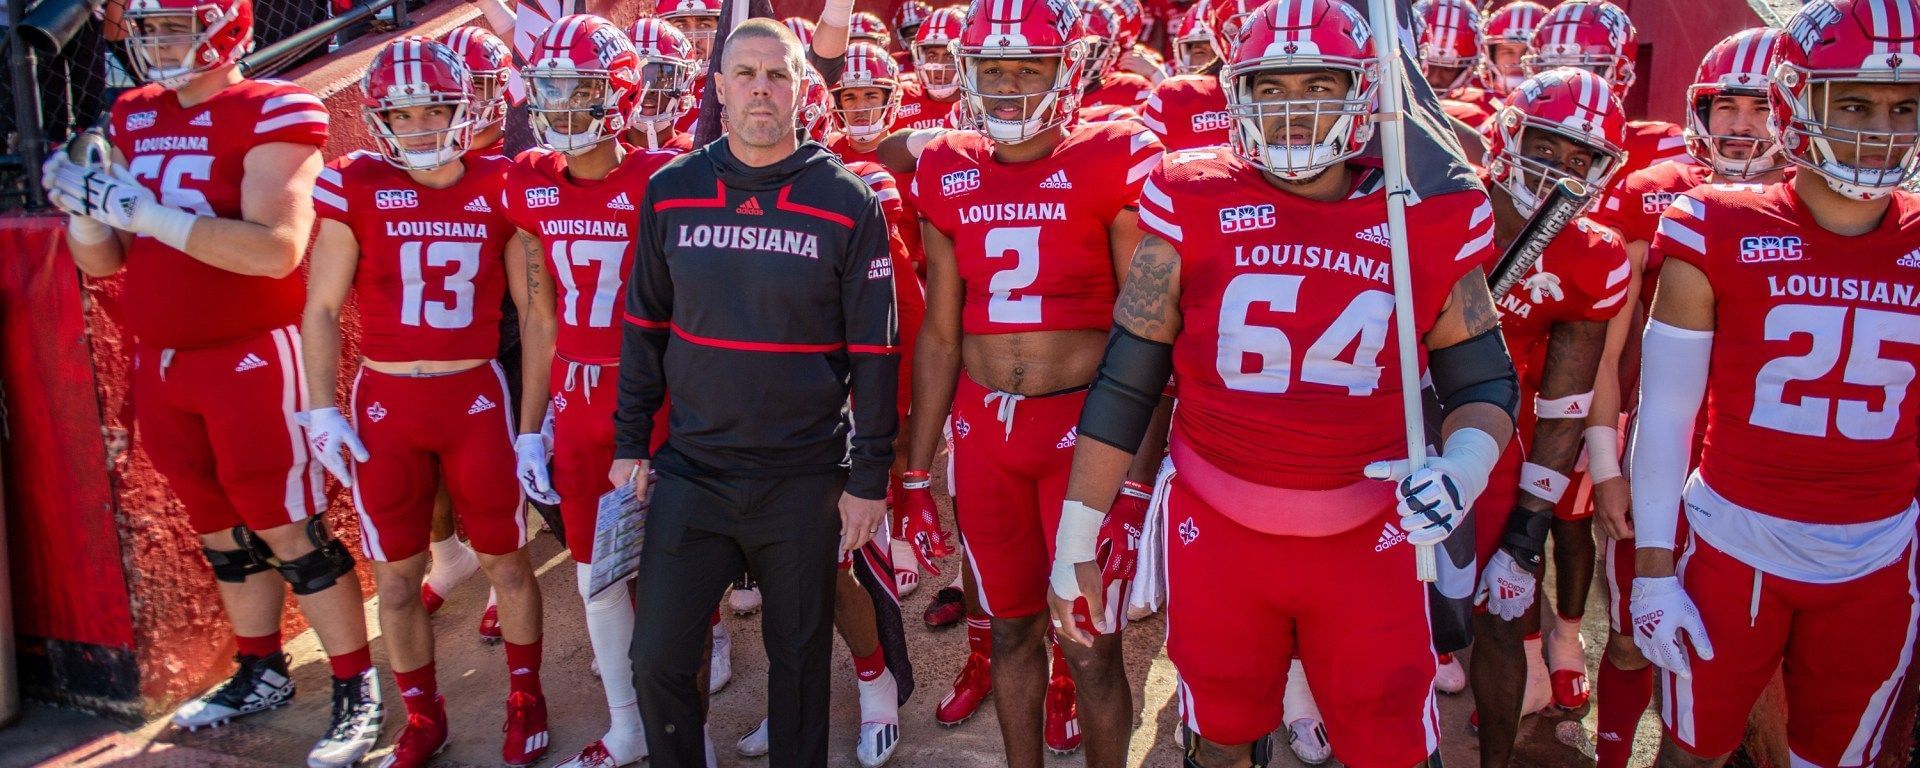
[
  {"x1": 366, "y1": 98, "x2": 475, "y2": 171},
  {"x1": 956, "y1": 42, "x2": 1088, "y2": 144},
  {"x1": 125, "y1": 4, "x2": 245, "y2": 89},
  {"x1": 832, "y1": 84, "x2": 899, "y2": 142},
  {"x1": 631, "y1": 58, "x2": 694, "y2": 141},
  {"x1": 1685, "y1": 86, "x2": 1785, "y2": 179},
  {"x1": 529, "y1": 72, "x2": 624, "y2": 155},
  {"x1": 1492, "y1": 123, "x2": 1621, "y2": 216},
  {"x1": 916, "y1": 43, "x2": 961, "y2": 97},
  {"x1": 1775, "y1": 75, "x2": 1920, "y2": 200},
  {"x1": 1226, "y1": 63, "x2": 1376, "y2": 181}
]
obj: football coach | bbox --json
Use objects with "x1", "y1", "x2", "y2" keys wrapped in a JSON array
[{"x1": 609, "y1": 18, "x2": 900, "y2": 768}]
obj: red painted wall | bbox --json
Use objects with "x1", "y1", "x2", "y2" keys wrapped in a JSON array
[{"x1": 1619, "y1": 0, "x2": 1766, "y2": 124}]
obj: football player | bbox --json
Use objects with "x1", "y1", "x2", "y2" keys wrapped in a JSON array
[
  {"x1": 1415, "y1": 0, "x2": 1497, "y2": 128},
  {"x1": 1469, "y1": 66, "x2": 1632, "y2": 767},
  {"x1": 625, "y1": 18, "x2": 699, "y2": 152},
  {"x1": 893, "y1": 1, "x2": 935, "y2": 69},
  {"x1": 41, "y1": 2, "x2": 380, "y2": 765},
  {"x1": 1078, "y1": 0, "x2": 1157, "y2": 111},
  {"x1": 1168, "y1": 4, "x2": 1218, "y2": 76},
  {"x1": 1476, "y1": 0, "x2": 1545, "y2": 100},
  {"x1": 1048, "y1": 2, "x2": 1516, "y2": 767},
  {"x1": 1139, "y1": 0, "x2": 1250, "y2": 151},
  {"x1": 905, "y1": 0, "x2": 1167, "y2": 763},
  {"x1": 443, "y1": 25, "x2": 515, "y2": 160},
  {"x1": 1584, "y1": 28, "x2": 1792, "y2": 768},
  {"x1": 659, "y1": 0, "x2": 722, "y2": 134},
  {"x1": 302, "y1": 38, "x2": 547, "y2": 768},
  {"x1": 503, "y1": 16, "x2": 680, "y2": 768},
  {"x1": 894, "y1": 7, "x2": 965, "y2": 131},
  {"x1": 1525, "y1": 1, "x2": 1688, "y2": 184},
  {"x1": 1630, "y1": 2, "x2": 1920, "y2": 766}
]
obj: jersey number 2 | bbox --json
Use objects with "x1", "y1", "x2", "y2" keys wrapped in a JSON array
[
  {"x1": 1217, "y1": 275, "x2": 1395, "y2": 396},
  {"x1": 986, "y1": 226, "x2": 1042, "y2": 324},
  {"x1": 1751, "y1": 303, "x2": 1920, "y2": 440}
]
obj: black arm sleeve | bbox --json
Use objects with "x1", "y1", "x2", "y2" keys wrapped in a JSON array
[
  {"x1": 841, "y1": 195, "x2": 900, "y2": 500},
  {"x1": 614, "y1": 188, "x2": 675, "y2": 461}
]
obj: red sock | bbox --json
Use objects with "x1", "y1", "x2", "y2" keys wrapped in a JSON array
[
  {"x1": 234, "y1": 632, "x2": 281, "y2": 659},
  {"x1": 328, "y1": 644, "x2": 372, "y2": 680},
  {"x1": 1595, "y1": 654, "x2": 1655, "y2": 768},
  {"x1": 392, "y1": 664, "x2": 442, "y2": 719},
  {"x1": 505, "y1": 639, "x2": 544, "y2": 697},
  {"x1": 1049, "y1": 635, "x2": 1069, "y2": 679},
  {"x1": 852, "y1": 646, "x2": 887, "y2": 682},
  {"x1": 966, "y1": 615, "x2": 992, "y2": 656}
]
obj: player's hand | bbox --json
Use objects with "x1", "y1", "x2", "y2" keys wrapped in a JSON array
[
  {"x1": 606, "y1": 458, "x2": 648, "y2": 498},
  {"x1": 1629, "y1": 576, "x2": 1714, "y2": 679},
  {"x1": 1099, "y1": 480, "x2": 1153, "y2": 582},
  {"x1": 1116, "y1": 49, "x2": 1165, "y2": 83},
  {"x1": 1365, "y1": 457, "x2": 1474, "y2": 546},
  {"x1": 296, "y1": 407, "x2": 367, "y2": 487},
  {"x1": 1474, "y1": 549, "x2": 1539, "y2": 621},
  {"x1": 838, "y1": 492, "x2": 887, "y2": 555},
  {"x1": 1592, "y1": 475, "x2": 1633, "y2": 540},
  {"x1": 514, "y1": 433, "x2": 560, "y2": 505},
  {"x1": 897, "y1": 470, "x2": 951, "y2": 575},
  {"x1": 1048, "y1": 498, "x2": 1111, "y2": 647}
]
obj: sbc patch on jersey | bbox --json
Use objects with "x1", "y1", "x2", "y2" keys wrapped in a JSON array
[
  {"x1": 1641, "y1": 191, "x2": 1679, "y2": 215},
  {"x1": 525, "y1": 186, "x2": 561, "y2": 208},
  {"x1": 375, "y1": 189, "x2": 419, "y2": 210},
  {"x1": 1219, "y1": 203, "x2": 1276, "y2": 234},
  {"x1": 941, "y1": 168, "x2": 980, "y2": 197},
  {"x1": 1738, "y1": 235, "x2": 1805, "y2": 264}
]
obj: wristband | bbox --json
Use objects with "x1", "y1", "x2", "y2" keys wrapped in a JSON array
[
  {"x1": 1050, "y1": 499, "x2": 1104, "y2": 599},
  {"x1": 1535, "y1": 390, "x2": 1595, "y2": 420},
  {"x1": 1584, "y1": 425, "x2": 1622, "y2": 483},
  {"x1": 901, "y1": 470, "x2": 931, "y2": 490},
  {"x1": 133, "y1": 203, "x2": 199, "y2": 252},
  {"x1": 67, "y1": 215, "x2": 112, "y2": 245},
  {"x1": 1518, "y1": 461, "x2": 1569, "y2": 503},
  {"x1": 1119, "y1": 480, "x2": 1152, "y2": 500}
]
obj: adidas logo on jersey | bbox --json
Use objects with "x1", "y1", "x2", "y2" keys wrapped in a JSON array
[
  {"x1": 190, "y1": 112, "x2": 213, "y2": 127},
  {"x1": 1899, "y1": 249, "x2": 1920, "y2": 269},
  {"x1": 1375, "y1": 522, "x2": 1408, "y2": 552},
  {"x1": 1177, "y1": 517, "x2": 1200, "y2": 546},
  {"x1": 465, "y1": 196, "x2": 493, "y2": 213},
  {"x1": 1355, "y1": 223, "x2": 1392, "y2": 246},
  {"x1": 1039, "y1": 170, "x2": 1073, "y2": 190},
  {"x1": 1056, "y1": 427, "x2": 1077, "y2": 449},
  {"x1": 366, "y1": 402, "x2": 388, "y2": 423},
  {"x1": 234, "y1": 353, "x2": 269, "y2": 372},
  {"x1": 468, "y1": 395, "x2": 497, "y2": 415},
  {"x1": 736, "y1": 197, "x2": 764, "y2": 215},
  {"x1": 608, "y1": 192, "x2": 634, "y2": 211}
]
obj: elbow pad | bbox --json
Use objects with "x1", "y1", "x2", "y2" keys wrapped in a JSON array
[
  {"x1": 1429, "y1": 328, "x2": 1520, "y2": 425},
  {"x1": 1079, "y1": 326, "x2": 1173, "y2": 454}
]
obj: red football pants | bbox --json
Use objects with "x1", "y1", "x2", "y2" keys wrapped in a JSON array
[{"x1": 950, "y1": 374, "x2": 1084, "y2": 619}]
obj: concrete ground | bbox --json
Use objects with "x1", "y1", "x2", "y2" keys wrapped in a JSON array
[{"x1": 4, "y1": 485, "x2": 1661, "y2": 768}]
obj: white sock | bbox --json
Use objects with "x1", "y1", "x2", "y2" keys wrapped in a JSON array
[
  {"x1": 601, "y1": 700, "x2": 647, "y2": 762},
  {"x1": 1547, "y1": 613, "x2": 1587, "y2": 671},
  {"x1": 424, "y1": 536, "x2": 479, "y2": 593},
  {"x1": 857, "y1": 668, "x2": 900, "y2": 725},
  {"x1": 487, "y1": 588, "x2": 499, "y2": 608},
  {"x1": 890, "y1": 538, "x2": 919, "y2": 575},
  {"x1": 577, "y1": 563, "x2": 639, "y2": 715},
  {"x1": 1282, "y1": 659, "x2": 1322, "y2": 723}
]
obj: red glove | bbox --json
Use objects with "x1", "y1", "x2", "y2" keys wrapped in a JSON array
[
  {"x1": 900, "y1": 470, "x2": 953, "y2": 575},
  {"x1": 1098, "y1": 480, "x2": 1154, "y2": 582}
]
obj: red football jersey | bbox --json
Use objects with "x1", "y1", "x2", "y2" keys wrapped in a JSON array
[
  {"x1": 1615, "y1": 119, "x2": 1690, "y2": 188},
  {"x1": 502, "y1": 147, "x2": 678, "y2": 360},
  {"x1": 107, "y1": 79, "x2": 329, "y2": 349},
  {"x1": 913, "y1": 121, "x2": 1162, "y2": 335},
  {"x1": 314, "y1": 152, "x2": 515, "y2": 362},
  {"x1": 893, "y1": 79, "x2": 959, "y2": 131},
  {"x1": 1651, "y1": 183, "x2": 1920, "y2": 523},
  {"x1": 845, "y1": 159, "x2": 927, "y2": 321},
  {"x1": 830, "y1": 134, "x2": 925, "y2": 271},
  {"x1": 1140, "y1": 74, "x2": 1229, "y2": 151},
  {"x1": 1492, "y1": 217, "x2": 1631, "y2": 433},
  {"x1": 1138, "y1": 149, "x2": 1495, "y2": 489},
  {"x1": 1082, "y1": 72, "x2": 1155, "y2": 110},
  {"x1": 1441, "y1": 93, "x2": 1495, "y2": 130}
]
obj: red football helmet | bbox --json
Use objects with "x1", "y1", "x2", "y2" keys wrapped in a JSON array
[
  {"x1": 1416, "y1": 0, "x2": 1482, "y2": 93},
  {"x1": 833, "y1": 43, "x2": 903, "y2": 141},
  {"x1": 799, "y1": 66, "x2": 835, "y2": 141},
  {"x1": 1222, "y1": 0, "x2": 1378, "y2": 180},
  {"x1": 628, "y1": 18, "x2": 697, "y2": 140},
  {"x1": 1477, "y1": 0, "x2": 1545, "y2": 96},
  {"x1": 525, "y1": 15, "x2": 642, "y2": 154},
  {"x1": 1523, "y1": 1, "x2": 1637, "y2": 94},
  {"x1": 659, "y1": 0, "x2": 722, "y2": 53},
  {"x1": 1684, "y1": 28, "x2": 1786, "y2": 178},
  {"x1": 914, "y1": 6, "x2": 966, "y2": 98},
  {"x1": 123, "y1": 0, "x2": 253, "y2": 89},
  {"x1": 1171, "y1": 3, "x2": 1217, "y2": 74},
  {"x1": 784, "y1": 17, "x2": 819, "y2": 46},
  {"x1": 954, "y1": 0, "x2": 1089, "y2": 143},
  {"x1": 850, "y1": 11, "x2": 893, "y2": 48},
  {"x1": 1077, "y1": 0, "x2": 1124, "y2": 76},
  {"x1": 1486, "y1": 68, "x2": 1627, "y2": 216},
  {"x1": 895, "y1": 1, "x2": 936, "y2": 39},
  {"x1": 1206, "y1": 0, "x2": 1264, "y2": 63},
  {"x1": 1108, "y1": 0, "x2": 1146, "y2": 51},
  {"x1": 362, "y1": 38, "x2": 475, "y2": 170},
  {"x1": 1771, "y1": 0, "x2": 1920, "y2": 200},
  {"x1": 441, "y1": 25, "x2": 513, "y2": 129}
]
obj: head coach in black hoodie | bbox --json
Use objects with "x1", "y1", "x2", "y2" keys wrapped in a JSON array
[{"x1": 610, "y1": 17, "x2": 900, "y2": 768}]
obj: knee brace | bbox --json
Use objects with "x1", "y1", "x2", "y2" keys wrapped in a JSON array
[
  {"x1": 1181, "y1": 727, "x2": 1270, "y2": 768},
  {"x1": 202, "y1": 527, "x2": 274, "y2": 583},
  {"x1": 276, "y1": 517, "x2": 358, "y2": 595}
]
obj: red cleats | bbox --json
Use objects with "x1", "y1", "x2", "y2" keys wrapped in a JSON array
[
  {"x1": 502, "y1": 691, "x2": 550, "y2": 767},
  {"x1": 419, "y1": 583, "x2": 447, "y2": 616},
  {"x1": 1044, "y1": 671, "x2": 1081, "y2": 755},
  {"x1": 478, "y1": 604, "x2": 502, "y2": 643},
  {"x1": 935, "y1": 652, "x2": 992, "y2": 726},
  {"x1": 923, "y1": 587, "x2": 965, "y2": 629},
  {"x1": 376, "y1": 696, "x2": 449, "y2": 768},
  {"x1": 1551, "y1": 669, "x2": 1591, "y2": 710}
]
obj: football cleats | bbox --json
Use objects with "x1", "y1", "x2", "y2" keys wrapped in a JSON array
[
  {"x1": 627, "y1": 18, "x2": 697, "y2": 139},
  {"x1": 1415, "y1": 0, "x2": 1482, "y2": 93},
  {"x1": 1770, "y1": 0, "x2": 1920, "y2": 200},
  {"x1": 362, "y1": 38, "x2": 476, "y2": 171},
  {"x1": 954, "y1": 0, "x2": 1089, "y2": 143},
  {"x1": 525, "y1": 15, "x2": 641, "y2": 154},
  {"x1": 123, "y1": 0, "x2": 253, "y2": 89},
  {"x1": 849, "y1": 11, "x2": 892, "y2": 48},
  {"x1": 1685, "y1": 28, "x2": 1787, "y2": 178},
  {"x1": 832, "y1": 43, "x2": 902, "y2": 142},
  {"x1": 1478, "y1": 0, "x2": 1546, "y2": 97},
  {"x1": 441, "y1": 25, "x2": 513, "y2": 129},
  {"x1": 1523, "y1": 0, "x2": 1638, "y2": 94},
  {"x1": 1486, "y1": 68, "x2": 1627, "y2": 216},
  {"x1": 912, "y1": 6, "x2": 965, "y2": 98},
  {"x1": 783, "y1": 16, "x2": 818, "y2": 47},
  {"x1": 1222, "y1": 0, "x2": 1379, "y2": 180},
  {"x1": 1170, "y1": 3, "x2": 1217, "y2": 75}
]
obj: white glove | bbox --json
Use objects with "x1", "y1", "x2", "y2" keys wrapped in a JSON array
[
  {"x1": 1629, "y1": 576, "x2": 1714, "y2": 679},
  {"x1": 514, "y1": 433, "x2": 560, "y2": 505},
  {"x1": 297, "y1": 407, "x2": 367, "y2": 487},
  {"x1": 44, "y1": 160, "x2": 197, "y2": 250},
  {"x1": 1365, "y1": 428, "x2": 1500, "y2": 547},
  {"x1": 1475, "y1": 549, "x2": 1538, "y2": 621}
]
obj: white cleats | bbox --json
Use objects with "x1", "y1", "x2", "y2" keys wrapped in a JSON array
[
  {"x1": 1285, "y1": 718, "x2": 1333, "y2": 766},
  {"x1": 736, "y1": 718, "x2": 770, "y2": 757},
  {"x1": 709, "y1": 623, "x2": 733, "y2": 694},
  {"x1": 172, "y1": 653, "x2": 295, "y2": 731},
  {"x1": 1433, "y1": 652, "x2": 1468, "y2": 694},
  {"x1": 856, "y1": 722, "x2": 900, "y2": 767}
]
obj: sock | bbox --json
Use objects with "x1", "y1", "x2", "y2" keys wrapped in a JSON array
[
  {"x1": 235, "y1": 632, "x2": 281, "y2": 659},
  {"x1": 1283, "y1": 658, "x2": 1322, "y2": 722},
  {"x1": 1048, "y1": 634, "x2": 1069, "y2": 679},
  {"x1": 505, "y1": 639, "x2": 543, "y2": 697},
  {"x1": 966, "y1": 615, "x2": 992, "y2": 656},
  {"x1": 852, "y1": 646, "x2": 888, "y2": 682},
  {"x1": 328, "y1": 644, "x2": 373, "y2": 680},
  {"x1": 393, "y1": 663, "x2": 441, "y2": 719},
  {"x1": 603, "y1": 701, "x2": 648, "y2": 761},
  {"x1": 856, "y1": 668, "x2": 900, "y2": 725},
  {"x1": 424, "y1": 536, "x2": 478, "y2": 594},
  {"x1": 578, "y1": 563, "x2": 638, "y2": 711},
  {"x1": 1595, "y1": 654, "x2": 1655, "y2": 768}
]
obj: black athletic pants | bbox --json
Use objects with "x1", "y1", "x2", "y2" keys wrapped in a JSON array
[{"x1": 630, "y1": 459, "x2": 843, "y2": 768}]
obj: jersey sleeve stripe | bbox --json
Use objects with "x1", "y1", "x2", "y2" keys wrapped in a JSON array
[
  {"x1": 257, "y1": 111, "x2": 329, "y2": 133},
  {"x1": 1454, "y1": 226, "x2": 1494, "y2": 262},
  {"x1": 1604, "y1": 259, "x2": 1631, "y2": 288},
  {"x1": 1467, "y1": 199, "x2": 1492, "y2": 230},
  {"x1": 262, "y1": 93, "x2": 325, "y2": 113},
  {"x1": 1656, "y1": 216, "x2": 1707, "y2": 255},
  {"x1": 1657, "y1": 135, "x2": 1686, "y2": 150},
  {"x1": 1126, "y1": 153, "x2": 1159, "y2": 185},
  {"x1": 1139, "y1": 206, "x2": 1183, "y2": 243},
  {"x1": 1130, "y1": 128, "x2": 1157, "y2": 153},
  {"x1": 318, "y1": 167, "x2": 343, "y2": 186},
  {"x1": 1140, "y1": 111, "x2": 1168, "y2": 135},
  {"x1": 874, "y1": 187, "x2": 901, "y2": 203},
  {"x1": 313, "y1": 186, "x2": 348, "y2": 213},
  {"x1": 1669, "y1": 194, "x2": 1706, "y2": 220},
  {"x1": 1592, "y1": 287, "x2": 1628, "y2": 310},
  {"x1": 1142, "y1": 177, "x2": 1175, "y2": 213}
]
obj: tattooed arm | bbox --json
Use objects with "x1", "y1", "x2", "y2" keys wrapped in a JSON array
[
  {"x1": 1065, "y1": 233, "x2": 1183, "y2": 510},
  {"x1": 517, "y1": 229, "x2": 557, "y2": 435}
]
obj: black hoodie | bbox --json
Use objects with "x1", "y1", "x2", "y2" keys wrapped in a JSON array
[{"x1": 615, "y1": 139, "x2": 900, "y2": 500}]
